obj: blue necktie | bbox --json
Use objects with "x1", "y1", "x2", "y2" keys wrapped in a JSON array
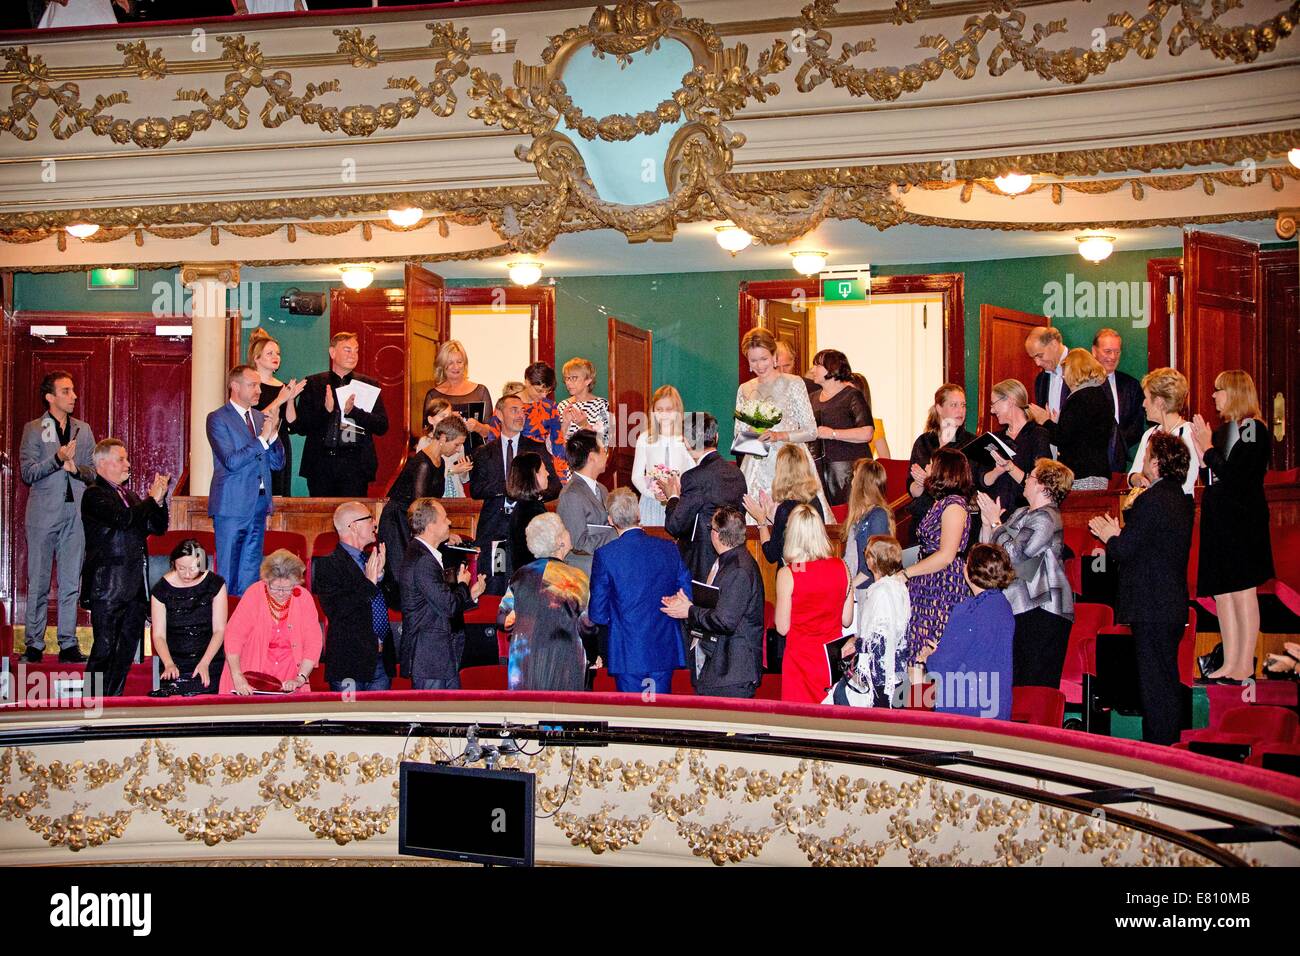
[{"x1": 353, "y1": 550, "x2": 391, "y2": 650}]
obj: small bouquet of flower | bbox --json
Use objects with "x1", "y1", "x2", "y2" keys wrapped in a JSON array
[
  {"x1": 648, "y1": 463, "x2": 679, "y2": 501},
  {"x1": 734, "y1": 398, "x2": 784, "y2": 434}
]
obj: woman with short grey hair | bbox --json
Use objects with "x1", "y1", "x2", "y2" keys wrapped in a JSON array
[{"x1": 525, "y1": 512, "x2": 570, "y2": 560}]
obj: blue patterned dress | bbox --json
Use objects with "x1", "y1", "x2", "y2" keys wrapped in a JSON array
[{"x1": 903, "y1": 494, "x2": 972, "y2": 665}]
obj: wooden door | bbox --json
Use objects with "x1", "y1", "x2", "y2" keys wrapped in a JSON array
[
  {"x1": 766, "y1": 298, "x2": 811, "y2": 376},
  {"x1": 330, "y1": 288, "x2": 408, "y2": 497},
  {"x1": 1182, "y1": 230, "x2": 1262, "y2": 426},
  {"x1": 607, "y1": 317, "x2": 652, "y2": 489},
  {"x1": 978, "y1": 304, "x2": 1048, "y2": 433},
  {"x1": 405, "y1": 264, "x2": 448, "y2": 440},
  {"x1": 110, "y1": 334, "x2": 191, "y2": 494},
  {"x1": 1261, "y1": 250, "x2": 1299, "y2": 470},
  {"x1": 1146, "y1": 257, "x2": 1182, "y2": 370}
]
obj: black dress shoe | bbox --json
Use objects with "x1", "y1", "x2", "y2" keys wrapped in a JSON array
[
  {"x1": 58, "y1": 647, "x2": 87, "y2": 664},
  {"x1": 23, "y1": 647, "x2": 44, "y2": 663}
]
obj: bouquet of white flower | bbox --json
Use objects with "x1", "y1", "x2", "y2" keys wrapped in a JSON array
[{"x1": 734, "y1": 398, "x2": 784, "y2": 433}]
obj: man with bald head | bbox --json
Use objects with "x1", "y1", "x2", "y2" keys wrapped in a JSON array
[
  {"x1": 1025, "y1": 326, "x2": 1070, "y2": 423},
  {"x1": 311, "y1": 501, "x2": 395, "y2": 692},
  {"x1": 1091, "y1": 327, "x2": 1146, "y2": 470},
  {"x1": 775, "y1": 340, "x2": 818, "y2": 398}
]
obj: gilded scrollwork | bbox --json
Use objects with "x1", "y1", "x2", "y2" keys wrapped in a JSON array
[
  {"x1": 791, "y1": 0, "x2": 1300, "y2": 101},
  {"x1": 117, "y1": 40, "x2": 167, "y2": 80}
]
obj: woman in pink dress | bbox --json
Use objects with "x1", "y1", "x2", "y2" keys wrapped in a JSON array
[
  {"x1": 220, "y1": 549, "x2": 322, "y2": 695},
  {"x1": 775, "y1": 504, "x2": 853, "y2": 704}
]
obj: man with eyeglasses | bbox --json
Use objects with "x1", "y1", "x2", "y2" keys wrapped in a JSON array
[{"x1": 312, "y1": 501, "x2": 397, "y2": 692}]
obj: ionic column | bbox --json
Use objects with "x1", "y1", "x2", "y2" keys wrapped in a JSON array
[{"x1": 181, "y1": 262, "x2": 240, "y2": 497}]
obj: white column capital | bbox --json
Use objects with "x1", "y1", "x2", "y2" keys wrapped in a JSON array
[{"x1": 181, "y1": 262, "x2": 240, "y2": 289}]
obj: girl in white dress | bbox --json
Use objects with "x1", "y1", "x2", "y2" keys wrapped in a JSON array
[
  {"x1": 39, "y1": 0, "x2": 124, "y2": 28},
  {"x1": 734, "y1": 328, "x2": 830, "y2": 514},
  {"x1": 827, "y1": 535, "x2": 911, "y2": 708},
  {"x1": 631, "y1": 385, "x2": 695, "y2": 526}
]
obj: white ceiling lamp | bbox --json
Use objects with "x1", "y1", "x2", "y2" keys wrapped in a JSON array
[
  {"x1": 339, "y1": 265, "x2": 375, "y2": 291},
  {"x1": 993, "y1": 172, "x2": 1033, "y2": 195},
  {"x1": 1076, "y1": 235, "x2": 1116, "y2": 263},
  {"x1": 714, "y1": 224, "x2": 753, "y2": 255},
  {"x1": 387, "y1": 206, "x2": 423, "y2": 227},
  {"x1": 65, "y1": 223, "x2": 99, "y2": 239},
  {"x1": 507, "y1": 260, "x2": 543, "y2": 287},
  {"x1": 1289, "y1": 148, "x2": 1300, "y2": 169},
  {"x1": 790, "y1": 250, "x2": 828, "y2": 276}
]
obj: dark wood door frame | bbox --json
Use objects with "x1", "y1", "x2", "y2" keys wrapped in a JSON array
[
  {"x1": 977, "y1": 303, "x2": 1050, "y2": 433},
  {"x1": 737, "y1": 274, "x2": 965, "y2": 388},
  {"x1": 443, "y1": 284, "x2": 556, "y2": 369},
  {"x1": 1146, "y1": 256, "x2": 1182, "y2": 370},
  {"x1": 606, "y1": 317, "x2": 652, "y2": 489}
]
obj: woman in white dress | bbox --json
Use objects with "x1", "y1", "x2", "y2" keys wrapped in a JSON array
[
  {"x1": 39, "y1": 0, "x2": 127, "y2": 28},
  {"x1": 1127, "y1": 367, "x2": 1198, "y2": 497},
  {"x1": 631, "y1": 385, "x2": 695, "y2": 526},
  {"x1": 734, "y1": 328, "x2": 829, "y2": 513}
]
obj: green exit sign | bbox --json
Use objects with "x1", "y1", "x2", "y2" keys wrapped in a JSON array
[
  {"x1": 821, "y1": 277, "x2": 868, "y2": 301},
  {"x1": 87, "y1": 268, "x2": 137, "y2": 290}
]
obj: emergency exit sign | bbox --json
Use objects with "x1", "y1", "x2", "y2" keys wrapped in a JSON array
[{"x1": 821, "y1": 277, "x2": 868, "y2": 301}]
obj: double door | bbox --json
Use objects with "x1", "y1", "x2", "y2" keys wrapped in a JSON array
[{"x1": 7, "y1": 313, "x2": 191, "y2": 629}]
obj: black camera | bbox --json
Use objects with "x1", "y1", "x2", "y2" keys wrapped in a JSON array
[{"x1": 280, "y1": 288, "x2": 326, "y2": 315}]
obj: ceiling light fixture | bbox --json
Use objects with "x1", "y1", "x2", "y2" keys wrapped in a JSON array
[
  {"x1": 714, "y1": 224, "x2": 753, "y2": 255},
  {"x1": 790, "y1": 250, "x2": 828, "y2": 276},
  {"x1": 339, "y1": 265, "x2": 375, "y2": 291},
  {"x1": 994, "y1": 172, "x2": 1033, "y2": 195},
  {"x1": 1075, "y1": 235, "x2": 1116, "y2": 263},
  {"x1": 66, "y1": 223, "x2": 99, "y2": 239},
  {"x1": 387, "y1": 207, "x2": 423, "y2": 227},
  {"x1": 507, "y1": 260, "x2": 543, "y2": 287},
  {"x1": 1289, "y1": 148, "x2": 1300, "y2": 169}
]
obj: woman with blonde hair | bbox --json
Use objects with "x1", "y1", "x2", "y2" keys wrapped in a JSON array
[
  {"x1": 1040, "y1": 349, "x2": 1115, "y2": 490},
  {"x1": 423, "y1": 339, "x2": 495, "y2": 449},
  {"x1": 746, "y1": 444, "x2": 826, "y2": 569},
  {"x1": 774, "y1": 504, "x2": 853, "y2": 704},
  {"x1": 1190, "y1": 370, "x2": 1274, "y2": 683},
  {"x1": 1129, "y1": 367, "x2": 1198, "y2": 495},
  {"x1": 842, "y1": 458, "x2": 895, "y2": 591},
  {"x1": 907, "y1": 383, "x2": 973, "y2": 521},
  {"x1": 632, "y1": 384, "x2": 696, "y2": 526},
  {"x1": 248, "y1": 328, "x2": 304, "y2": 496},
  {"x1": 735, "y1": 328, "x2": 830, "y2": 513},
  {"x1": 220, "y1": 550, "x2": 322, "y2": 695},
  {"x1": 557, "y1": 357, "x2": 611, "y2": 446},
  {"x1": 981, "y1": 378, "x2": 1052, "y2": 512}
]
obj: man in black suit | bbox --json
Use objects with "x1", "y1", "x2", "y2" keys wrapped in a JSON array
[
  {"x1": 80, "y1": 439, "x2": 169, "y2": 697},
  {"x1": 1089, "y1": 432, "x2": 1194, "y2": 745},
  {"x1": 397, "y1": 498, "x2": 486, "y2": 690},
  {"x1": 1025, "y1": 326, "x2": 1070, "y2": 426},
  {"x1": 312, "y1": 501, "x2": 396, "y2": 692},
  {"x1": 660, "y1": 412, "x2": 748, "y2": 581},
  {"x1": 1092, "y1": 327, "x2": 1147, "y2": 471},
  {"x1": 468, "y1": 393, "x2": 560, "y2": 592},
  {"x1": 290, "y1": 331, "x2": 389, "y2": 497},
  {"x1": 660, "y1": 506, "x2": 764, "y2": 698}
]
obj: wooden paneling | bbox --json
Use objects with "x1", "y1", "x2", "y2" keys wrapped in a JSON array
[
  {"x1": 607, "y1": 317, "x2": 652, "y2": 489},
  {"x1": 1146, "y1": 257, "x2": 1182, "y2": 370},
  {"x1": 1261, "y1": 250, "x2": 1299, "y2": 470},
  {"x1": 977, "y1": 303, "x2": 1048, "y2": 432},
  {"x1": 111, "y1": 336, "x2": 190, "y2": 495},
  {"x1": 1182, "y1": 231, "x2": 1261, "y2": 426}
]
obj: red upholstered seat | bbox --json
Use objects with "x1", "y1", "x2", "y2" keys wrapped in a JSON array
[
  {"x1": 1011, "y1": 686, "x2": 1066, "y2": 728},
  {"x1": 307, "y1": 531, "x2": 339, "y2": 589},
  {"x1": 1264, "y1": 467, "x2": 1299, "y2": 485},
  {"x1": 754, "y1": 673, "x2": 782, "y2": 700},
  {"x1": 1244, "y1": 742, "x2": 1300, "y2": 772},
  {"x1": 459, "y1": 664, "x2": 508, "y2": 690},
  {"x1": 1178, "y1": 706, "x2": 1300, "y2": 756},
  {"x1": 876, "y1": 459, "x2": 911, "y2": 502},
  {"x1": 671, "y1": 668, "x2": 695, "y2": 695},
  {"x1": 263, "y1": 530, "x2": 308, "y2": 566},
  {"x1": 1059, "y1": 602, "x2": 1113, "y2": 704},
  {"x1": 830, "y1": 504, "x2": 848, "y2": 524},
  {"x1": 592, "y1": 667, "x2": 616, "y2": 692},
  {"x1": 227, "y1": 593, "x2": 240, "y2": 616},
  {"x1": 463, "y1": 594, "x2": 501, "y2": 626}
]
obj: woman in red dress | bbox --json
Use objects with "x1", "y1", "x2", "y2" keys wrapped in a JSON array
[
  {"x1": 775, "y1": 504, "x2": 853, "y2": 703},
  {"x1": 220, "y1": 549, "x2": 323, "y2": 695}
]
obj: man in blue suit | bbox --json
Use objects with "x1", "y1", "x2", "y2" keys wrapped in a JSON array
[
  {"x1": 589, "y1": 488, "x2": 691, "y2": 696},
  {"x1": 206, "y1": 365, "x2": 286, "y2": 596}
]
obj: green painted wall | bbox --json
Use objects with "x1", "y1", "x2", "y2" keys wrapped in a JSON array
[{"x1": 14, "y1": 268, "x2": 184, "y2": 313}]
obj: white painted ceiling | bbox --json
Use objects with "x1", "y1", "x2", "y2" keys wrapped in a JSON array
[{"x1": 242, "y1": 217, "x2": 1286, "y2": 284}]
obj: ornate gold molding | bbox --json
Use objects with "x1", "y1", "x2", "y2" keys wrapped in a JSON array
[
  {"x1": 181, "y1": 262, "x2": 240, "y2": 287},
  {"x1": 902, "y1": 209, "x2": 1276, "y2": 231},
  {"x1": 792, "y1": 0, "x2": 1300, "y2": 101},
  {"x1": 909, "y1": 165, "x2": 1300, "y2": 203}
]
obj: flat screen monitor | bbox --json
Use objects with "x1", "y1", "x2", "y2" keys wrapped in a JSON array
[{"x1": 398, "y1": 762, "x2": 535, "y2": 867}]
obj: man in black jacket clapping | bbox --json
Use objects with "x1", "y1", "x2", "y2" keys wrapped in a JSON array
[{"x1": 661, "y1": 412, "x2": 747, "y2": 581}]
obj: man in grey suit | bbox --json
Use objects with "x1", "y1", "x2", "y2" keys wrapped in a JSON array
[
  {"x1": 19, "y1": 371, "x2": 96, "y2": 663},
  {"x1": 557, "y1": 429, "x2": 617, "y2": 572}
]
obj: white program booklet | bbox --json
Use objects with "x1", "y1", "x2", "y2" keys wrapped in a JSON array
[
  {"x1": 335, "y1": 380, "x2": 382, "y2": 430},
  {"x1": 730, "y1": 426, "x2": 769, "y2": 457}
]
